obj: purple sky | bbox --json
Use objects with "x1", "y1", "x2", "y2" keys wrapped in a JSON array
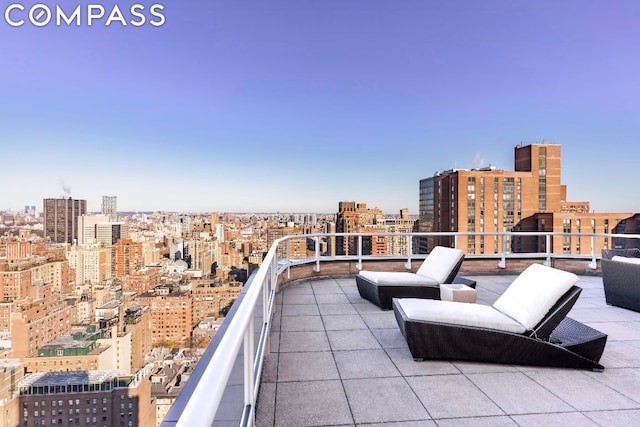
[{"x1": 1, "y1": 1, "x2": 639, "y2": 214}]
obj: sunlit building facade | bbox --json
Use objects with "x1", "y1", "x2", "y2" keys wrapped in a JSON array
[{"x1": 419, "y1": 142, "x2": 635, "y2": 255}]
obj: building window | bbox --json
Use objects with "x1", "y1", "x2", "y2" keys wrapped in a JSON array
[
  {"x1": 467, "y1": 236, "x2": 475, "y2": 254},
  {"x1": 563, "y1": 219, "x2": 571, "y2": 253}
]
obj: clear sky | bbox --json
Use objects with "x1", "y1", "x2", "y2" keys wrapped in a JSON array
[{"x1": 1, "y1": 1, "x2": 639, "y2": 214}]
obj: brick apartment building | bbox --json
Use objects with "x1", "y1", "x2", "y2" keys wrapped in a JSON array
[
  {"x1": 121, "y1": 267, "x2": 161, "y2": 294},
  {"x1": 1, "y1": 257, "x2": 71, "y2": 299},
  {"x1": 6, "y1": 240, "x2": 32, "y2": 261},
  {"x1": 4, "y1": 283, "x2": 75, "y2": 360},
  {"x1": 0, "y1": 268, "x2": 31, "y2": 301},
  {"x1": 335, "y1": 202, "x2": 385, "y2": 256},
  {"x1": 0, "y1": 360, "x2": 24, "y2": 427},
  {"x1": 122, "y1": 305, "x2": 153, "y2": 373},
  {"x1": 419, "y1": 142, "x2": 635, "y2": 255},
  {"x1": 334, "y1": 203, "x2": 416, "y2": 256},
  {"x1": 137, "y1": 287, "x2": 194, "y2": 347},
  {"x1": 266, "y1": 225, "x2": 308, "y2": 260},
  {"x1": 114, "y1": 239, "x2": 144, "y2": 278},
  {"x1": 191, "y1": 279, "x2": 242, "y2": 323},
  {"x1": 24, "y1": 328, "x2": 114, "y2": 374},
  {"x1": 67, "y1": 245, "x2": 112, "y2": 285},
  {"x1": 18, "y1": 367, "x2": 155, "y2": 427}
]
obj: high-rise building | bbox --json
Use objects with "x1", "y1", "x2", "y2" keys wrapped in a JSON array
[
  {"x1": 418, "y1": 177, "x2": 435, "y2": 253},
  {"x1": 419, "y1": 142, "x2": 635, "y2": 255},
  {"x1": 211, "y1": 211, "x2": 219, "y2": 227},
  {"x1": 78, "y1": 214, "x2": 108, "y2": 245},
  {"x1": 335, "y1": 202, "x2": 384, "y2": 255},
  {"x1": 79, "y1": 214, "x2": 129, "y2": 246},
  {"x1": 380, "y1": 209, "x2": 418, "y2": 255},
  {"x1": 266, "y1": 225, "x2": 306, "y2": 259},
  {"x1": 43, "y1": 198, "x2": 87, "y2": 244},
  {"x1": 114, "y1": 239, "x2": 144, "y2": 278},
  {"x1": 122, "y1": 305, "x2": 153, "y2": 372},
  {"x1": 101, "y1": 195, "x2": 118, "y2": 221},
  {"x1": 67, "y1": 245, "x2": 112, "y2": 285},
  {"x1": 326, "y1": 222, "x2": 337, "y2": 256}
]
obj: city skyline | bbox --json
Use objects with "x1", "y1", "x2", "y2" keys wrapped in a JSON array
[{"x1": 2, "y1": 1, "x2": 639, "y2": 214}]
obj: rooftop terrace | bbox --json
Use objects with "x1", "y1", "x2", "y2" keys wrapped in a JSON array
[
  {"x1": 161, "y1": 231, "x2": 640, "y2": 427},
  {"x1": 253, "y1": 273, "x2": 640, "y2": 426}
]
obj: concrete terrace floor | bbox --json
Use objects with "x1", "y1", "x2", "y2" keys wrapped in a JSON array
[{"x1": 255, "y1": 274, "x2": 640, "y2": 427}]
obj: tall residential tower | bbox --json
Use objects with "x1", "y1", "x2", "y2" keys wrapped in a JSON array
[
  {"x1": 43, "y1": 198, "x2": 87, "y2": 244},
  {"x1": 419, "y1": 142, "x2": 634, "y2": 255},
  {"x1": 101, "y1": 195, "x2": 118, "y2": 221}
]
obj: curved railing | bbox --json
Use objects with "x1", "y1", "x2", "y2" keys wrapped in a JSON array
[{"x1": 160, "y1": 231, "x2": 640, "y2": 427}]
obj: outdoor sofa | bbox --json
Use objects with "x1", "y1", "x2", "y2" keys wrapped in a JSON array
[
  {"x1": 393, "y1": 263, "x2": 607, "y2": 370},
  {"x1": 356, "y1": 246, "x2": 468, "y2": 310},
  {"x1": 601, "y1": 248, "x2": 640, "y2": 312}
]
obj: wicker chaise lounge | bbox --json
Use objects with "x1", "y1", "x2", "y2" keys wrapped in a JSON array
[
  {"x1": 393, "y1": 264, "x2": 607, "y2": 370},
  {"x1": 356, "y1": 246, "x2": 467, "y2": 310},
  {"x1": 601, "y1": 248, "x2": 640, "y2": 312}
]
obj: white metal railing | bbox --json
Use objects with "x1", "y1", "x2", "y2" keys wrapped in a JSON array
[{"x1": 161, "y1": 231, "x2": 640, "y2": 427}]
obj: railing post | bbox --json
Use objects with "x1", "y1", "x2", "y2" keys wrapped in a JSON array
[
  {"x1": 544, "y1": 234, "x2": 551, "y2": 266},
  {"x1": 271, "y1": 255, "x2": 278, "y2": 293},
  {"x1": 285, "y1": 241, "x2": 291, "y2": 279},
  {"x1": 589, "y1": 235, "x2": 598, "y2": 269},
  {"x1": 454, "y1": 234, "x2": 459, "y2": 249},
  {"x1": 357, "y1": 235, "x2": 362, "y2": 271},
  {"x1": 314, "y1": 236, "x2": 320, "y2": 272},
  {"x1": 498, "y1": 234, "x2": 506, "y2": 269},
  {"x1": 262, "y1": 273, "x2": 271, "y2": 361},
  {"x1": 405, "y1": 236, "x2": 412, "y2": 270},
  {"x1": 244, "y1": 317, "x2": 255, "y2": 426}
]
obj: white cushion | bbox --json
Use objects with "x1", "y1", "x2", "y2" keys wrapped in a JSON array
[
  {"x1": 612, "y1": 255, "x2": 640, "y2": 265},
  {"x1": 416, "y1": 246, "x2": 465, "y2": 283},
  {"x1": 396, "y1": 298, "x2": 527, "y2": 334},
  {"x1": 358, "y1": 271, "x2": 439, "y2": 286},
  {"x1": 493, "y1": 264, "x2": 578, "y2": 330}
]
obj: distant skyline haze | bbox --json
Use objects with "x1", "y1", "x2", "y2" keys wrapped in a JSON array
[{"x1": 1, "y1": 1, "x2": 639, "y2": 214}]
